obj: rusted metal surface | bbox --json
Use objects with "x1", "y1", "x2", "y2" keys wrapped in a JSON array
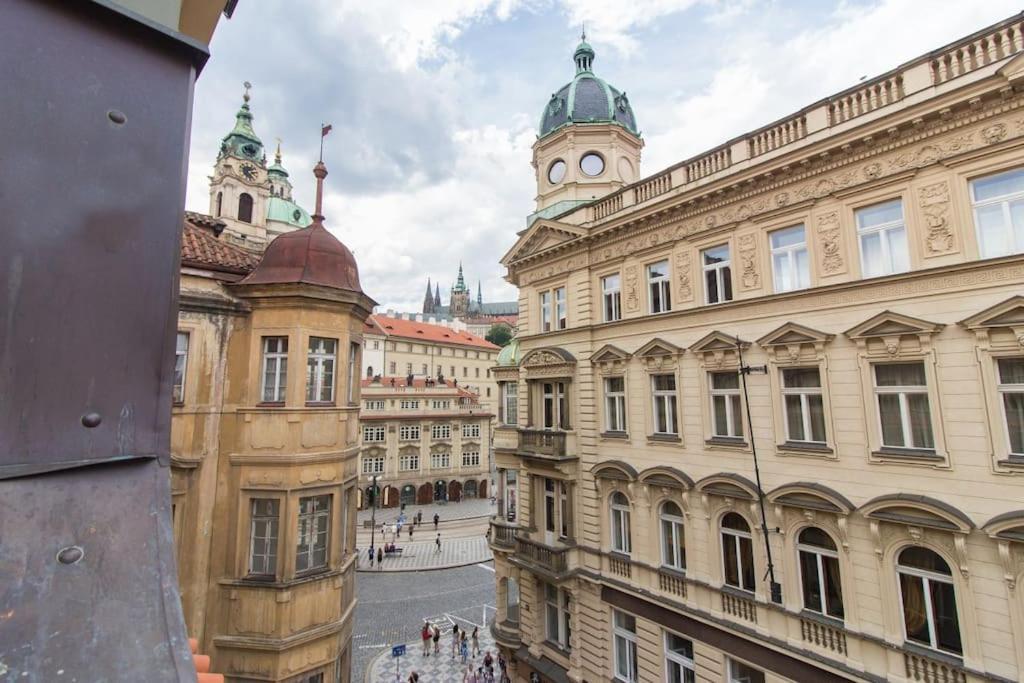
[{"x1": 0, "y1": 1, "x2": 208, "y2": 680}]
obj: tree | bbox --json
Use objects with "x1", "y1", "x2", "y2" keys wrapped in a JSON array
[{"x1": 485, "y1": 323, "x2": 513, "y2": 347}]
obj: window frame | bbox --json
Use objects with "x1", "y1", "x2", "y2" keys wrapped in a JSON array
[
  {"x1": 709, "y1": 371, "x2": 743, "y2": 439},
  {"x1": 295, "y1": 494, "x2": 331, "y2": 576},
  {"x1": 501, "y1": 381, "x2": 519, "y2": 426},
  {"x1": 429, "y1": 451, "x2": 451, "y2": 469},
  {"x1": 247, "y1": 498, "x2": 280, "y2": 579},
  {"x1": 398, "y1": 424, "x2": 421, "y2": 441},
  {"x1": 659, "y1": 501, "x2": 686, "y2": 570},
  {"x1": 261, "y1": 336, "x2": 289, "y2": 404},
  {"x1": 612, "y1": 609, "x2": 638, "y2": 683},
  {"x1": 555, "y1": 286, "x2": 567, "y2": 329},
  {"x1": 305, "y1": 336, "x2": 338, "y2": 404},
  {"x1": 721, "y1": 513, "x2": 755, "y2": 593},
  {"x1": 770, "y1": 224, "x2": 810, "y2": 293},
  {"x1": 541, "y1": 381, "x2": 569, "y2": 430},
  {"x1": 855, "y1": 198, "x2": 909, "y2": 279},
  {"x1": 651, "y1": 373, "x2": 679, "y2": 436},
  {"x1": 997, "y1": 357, "x2": 1024, "y2": 457},
  {"x1": 362, "y1": 425, "x2": 386, "y2": 443},
  {"x1": 602, "y1": 273, "x2": 622, "y2": 322},
  {"x1": 969, "y1": 167, "x2": 1024, "y2": 259},
  {"x1": 702, "y1": 244, "x2": 732, "y2": 305},
  {"x1": 727, "y1": 657, "x2": 766, "y2": 683},
  {"x1": 544, "y1": 582, "x2": 572, "y2": 651},
  {"x1": 398, "y1": 453, "x2": 419, "y2": 471},
  {"x1": 781, "y1": 367, "x2": 827, "y2": 444},
  {"x1": 663, "y1": 631, "x2": 695, "y2": 683},
  {"x1": 540, "y1": 290, "x2": 552, "y2": 333},
  {"x1": 610, "y1": 491, "x2": 632, "y2": 555},
  {"x1": 796, "y1": 527, "x2": 844, "y2": 620},
  {"x1": 173, "y1": 331, "x2": 189, "y2": 405},
  {"x1": 361, "y1": 455, "x2": 385, "y2": 474},
  {"x1": 604, "y1": 375, "x2": 627, "y2": 433},
  {"x1": 896, "y1": 547, "x2": 962, "y2": 656},
  {"x1": 647, "y1": 259, "x2": 671, "y2": 314},
  {"x1": 431, "y1": 423, "x2": 452, "y2": 440},
  {"x1": 872, "y1": 362, "x2": 934, "y2": 451},
  {"x1": 461, "y1": 450, "x2": 480, "y2": 467}
]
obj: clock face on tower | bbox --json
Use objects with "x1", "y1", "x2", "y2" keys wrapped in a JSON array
[{"x1": 240, "y1": 163, "x2": 257, "y2": 181}]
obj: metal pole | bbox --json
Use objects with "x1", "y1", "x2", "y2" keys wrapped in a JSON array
[
  {"x1": 736, "y1": 336, "x2": 782, "y2": 604},
  {"x1": 370, "y1": 474, "x2": 378, "y2": 559}
]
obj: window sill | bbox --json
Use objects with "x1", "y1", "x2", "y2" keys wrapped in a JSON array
[
  {"x1": 658, "y1": 565, "x2": 687, "y2": 579},
  {"x1": 241, "y1": 573, "x2": 277, "y2": 583},
  {"x1": 648, "y1": 433, "x2": 681, "y2": 443},
  {"x1": 720, "y1": 584, "x2": 756, "y2": 599},
  {"x1": 542, "y1": 640, "x2": 572, "y2": 657},
  {"x1": 778, "y1": 441, "x2": 833, "y2": 456},
  {"x1": 901, "y1": 641, "x2": 964, "y2": 668},
  {"x1": 600, "y1": 431, "x2": 629, "y2": 440},
  {"x1": 705, "y1": 436, "x2": 747, "y2": 449},
  {"x1": 997, "y1": 455, "x2": 1024, "y2": 469},
  {"x1": 295, "y1": 566, "x2": 330, "y2": 580},
  {"x1": 172, "y1": 401, "x2": 185, "y2": 408},
  {"x1": 608, "y1": 550, "x2": 631, "y2": 561},
  {"x1": 304, "y1": 401, "x2": 336, "y2": 408},
  {"x1": 256, "y1": 401, "x2": 286, "y2": 408},
  {"x1": 798, "y1": 608, "x2": 845, "y2": 629},
  {"x1": 872, "y1": 447, "x2": 944, "y2": 462}
]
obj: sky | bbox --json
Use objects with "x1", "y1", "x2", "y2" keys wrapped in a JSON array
[{"x1": 185, "y1": 0, "x2": 1022, "y2": 312}]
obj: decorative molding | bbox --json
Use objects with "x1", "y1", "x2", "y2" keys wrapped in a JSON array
[
  {"x1": 918, "y1": 180, "x2": 956, "y2": 256},
  {"x1": 674, "y1": 250, "x2": 693, "y2": 302},
  {"x1": 815, "y1": 212, "x2": 845, "y2": 275},
  {"x1": 624, "y1": 265, "x2": 640, "y2": 312},
  {"x1": 738, "y1": 233, "x2": 760, "y2": 290}
]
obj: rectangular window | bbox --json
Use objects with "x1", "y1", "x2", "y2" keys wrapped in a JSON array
[
  {"x1": 462, "y1": 451, "x2": 480, "y2": 467},
  {"x1": 361, "y1": 456, "x2": 384, "y2": 474},
  {"x1": 664, "y1": 632, "x2": 695, "y2": 683},
  {"x1": 432, "y1": 400, "x2": 451, "y2": 409},
  {"x1": 602, "y1": 274, "x2": 622, "y2": 322},
  {"x1": 422, "y1": 363, "x2": 428, "y2": 375},
  {"x1": 604, "y1": 376, "x2": 627, "y2": 432},
  {"x1": 971, "y1": 167, "x2": 1024, "y2": 258},
  {"x1": 542, "y1": 381, "x2": 569, "y2": 430},
  {"x1": 372, "y1": 340, "x2": 380, "y2": 350},
  {"x1": 612, "y1": 610, "x2": 638, "y2": 682},
  {"x1": 399, "y1": 425, "x2": 420, "y2": 441},
  {"x1": 400, "y1": 399, "x2": 419, "y2": 409},
  {"x1": 647, "y1": 259, "x2": 671, "y2": 314},
  {"x1": 544, "y1": 477, "x2": 556, "y2": 533},
  {"x1": 173, "y1": 331, "x2": 189, "y2": 404},
  {"x1": 347, "y1": 342, "x2": 359, "y2": 404},
  {"x1": 475, "y1": 367, "x2": 480, "y2": 378},
  {"x1": 463, "y1": 367, "x2": 468, "y2": 377},
  {"x1": 555, "y1": 287, "x2": 567, "y2": 329},
  {"x1": 727, "y1": 658, "x2": 765, "y2": 683},
  {"x1": 998, "y1": 358, "x2": 1024, "y2": 455},
  {"x1": 781, "y1": 368, "x2": 826, "y2": 443},
  {"x1": 364, "y1": 400, "x2": 385, "y2": 410},
  {"x1": 857, "y1": 199, "x2": 909, "y2": 278},
  {"x1": 450, "y1": 365, "x2": 456, "y2": 376},
  {"x1": 399, "y1": 454, "x2": 419, "y2": 471},
  {"x1": 702, "y1": 245, "x2": 732, "y2": 304},
  {"x1": 388, "y1": 361, "x2": 396, "y2": 374},
  {"x1": 305, "y1": 337, "x2": 337, "y2": 403},
  {"x1": 430, "y1": 452, "x2": 451, "y2": 469},
  {"x1": 406, "y1": 362, "x2": 413, "y2": 375},
  {"x1": 431, "y1": 423, "x2": 451, "y2": 440},
  {"x1": 248, "y1": 499, "x2": 279, "y2": 578},
  {"x1": 770, "y1": 225, "x2": 809, "y2": 292},
  {"x1": 462, "y1": 423, "x2": 481, "y2": 438},
  {"x1": 295, "y1": 495, "x2": 330, "y2": 574},
  {"x1": 502, "y1": 382, "x2": 519, "y2": 425},
  {"x1": 540, "y1": 291, "x2": 552, "y2": 332},
  {"x1": 261, "y1": 336, "x2": 288, "y2": 403},
  {"x1": 874, "y1": 363, "x2": 934, "y2": 450},
  {"x1": 652, "y1": 374, "x2": 678, "y2": 435},
  {"x1": 710, "y1": 371, "x2": 743, "y2": 438},
  {"x1": 544, "y1": 583, "x2": 572, "y2": 650},
  {"x1": 362, "y1": 425, "x2": 385, "y2": 442}
]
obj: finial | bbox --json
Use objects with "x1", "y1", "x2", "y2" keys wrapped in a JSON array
[
  {"x1": 275, "y1": 137, "x2": 282, "y2": 164},
  {"x1": 243, "y1": 80, "x2": 252, "y2": 103},
  {"x1": 581, "y1": 23, "x2": 586, "y2": 41}
]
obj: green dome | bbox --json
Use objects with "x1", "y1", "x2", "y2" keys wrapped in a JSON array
[
  {"x1": 539, "y1": 39, "x2": 638, "y2": 139},
  {"x1": 266, "y1": 196, "x2": 311, "y2": 228},
  {"x1": 496, "y1": 338, "x2": 521, "y2": 366},
  {"x1": 219, "y1": 87, "x2": 265, "y2": 163}
]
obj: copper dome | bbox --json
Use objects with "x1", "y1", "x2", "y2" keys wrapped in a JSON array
[{"x1": 239, "y1": 221, "x2": 362, "y2": 292}]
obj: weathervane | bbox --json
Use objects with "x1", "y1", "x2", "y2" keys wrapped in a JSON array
[{"x1": 242, "y1": 80, "x2": 251, "y2": 103}]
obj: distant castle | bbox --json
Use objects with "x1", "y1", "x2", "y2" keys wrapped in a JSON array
[{"x1": 421, "y1": 263, "x2": 517, "y2": 325}]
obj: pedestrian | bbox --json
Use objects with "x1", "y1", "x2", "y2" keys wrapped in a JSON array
[
  {"x1": 471, "y1": 626, "x2": 480, "y2": 657},
  {"x1": 432, "y1": 624, "x2": 441, "y2": 654},
  {"x1": 435, "y1": 533, "x2": 441, "y2": 553},
  {"x1": 408, "y1": 524, "x2": 414, "y2": 540},
  {"x1": 462, "y1": 666, "x2": 476, "y2": 683},
  {"x1": 421, "y1": 622, "x2": 431, "y2": 656},
  {"x1": 433, "y1": 512, "x2": 439, "y2": 529},
  {"x1": 368, "y1": 546, "x2": 374, "y2": 567},
  {"x1": 408, "y1": 672, "x2": 419, "y2": 683},
  {"x1": 417, "y1": 510, "x2": 422, "y2": 525},
  {"x1": 451, "y1": 622, "x2": 460, "y2": 659},
  {"x1": 460, "y1": 632, "x2": 469, "y2": 664},
  {"x1": 377, "y1": 546, "x2": 383, "y2": 568},
  {"x1": 483, "y1": 650, "x2": 493, "y2": 674}
]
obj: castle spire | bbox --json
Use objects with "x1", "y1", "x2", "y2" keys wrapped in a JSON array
[
  {"x1": 434, "y1": 283, "x2": 441, "y2": 307},
  {"x1": 477, "y1": 280, "x2": 483, "y2": 307},
  {"x1": 454, "y1": 262, "x2": 466, "y2": 292},
  {"x1": 423, "y1": 278, "x2": 434, "y2": 314}
]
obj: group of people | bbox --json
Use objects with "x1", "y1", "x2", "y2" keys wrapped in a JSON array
[
  {"x1": 411, "y1": 621, "x2": 508, "y2": 682},
  {"x1": 366, "y1": 510, "x2": 448, "y2": 568}
]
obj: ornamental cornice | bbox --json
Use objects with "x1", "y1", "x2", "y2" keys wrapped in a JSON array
[{"x1": 513, "y1": 92, "x2": 1024, "y2": 285}]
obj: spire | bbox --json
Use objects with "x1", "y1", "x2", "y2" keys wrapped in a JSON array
[
  {"x1": 219, "y1": 81, "x2": 265, "y2": 163},
  {"x1": 574, "y1": 31, "x2": 595, "y2": 73},
  {"x1": 434, "y1": 283, "x2": 441, "y2": 307},
  {"x1": 454, "y1": 262, "x2": 466, "y2": 292},
  {"x1": 268, "y1": 138, "x2": 290, "y2": 179},
  {"x1": 423, "y1": 278, "x2": 434, "y2": 314},
  {"x1": 477, "y1": 280, "x2": 483, "y2": 307}
]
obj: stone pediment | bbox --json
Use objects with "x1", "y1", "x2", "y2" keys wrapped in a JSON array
[
  {"x1": 636, "y1": 338, "x2": 684, "y2": 358},
  {"x1": 844, "y1": 310, "x2": 943, "y2": 340},
  {"x1": 501, "y1": 219, "x2": 587, "y2": 265},
  {"x1": 757, "y1": 322, "x2": 834, "y2": 348},
  {"x1": 591, "y1": 460, "x2": 638, "y2": 482},
  {"x1": 767, "y1": 482, "x2": 854, "y2": 515},
  {"x1": 590, "y1": 344, "x2": 631, "y2": 364},
  {"x1": 860, "y1": 493, "x2": 974, "y2": 534},
  {"x1": 638, "y1": 466, "x2": 694, "y2": 490},
  {"x1": 696, "y1": 473, "x2": 759, "y2": 500},
  {"x1": 960, "y1": 296, "x2": 1024, "y2": 330},
  {"x1": 998, "y1": 52, "x2": 1024, "y2": 87},
  {"x1": 689, "y1": 331, "x2": 749, "y2": 354},
  {"x1": 521, "y1": 347, "x2": 576, "y2": 367}
]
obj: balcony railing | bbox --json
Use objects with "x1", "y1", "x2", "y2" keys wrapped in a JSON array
[
  {"x1": 515, "y1": 536, "x2": 569, "y2": 575},
  {"x1": 721, "y1": 591, "x2": 757, "y2": 624},
  {"x1": 489, "y1": 519, "x2": 518, "y2": 549},
  {"x1": 903, "y1": 650, "x2": 967, "y2": 683},
  {"x1": 800, "y1": 616, "x2": 847, "y2": 656},
  {"x1": 519, "y1": 429, "x2": 567, "y2": 458}
]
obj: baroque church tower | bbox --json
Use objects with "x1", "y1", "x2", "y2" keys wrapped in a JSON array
[
  {"x1": 208, "y1": 83, "x2": 311, "y2": 251},
  {"x1": 531, "y1": 34, "x2": 643, "y2": 222}
]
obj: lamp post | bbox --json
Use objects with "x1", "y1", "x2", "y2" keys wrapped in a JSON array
[{"x1": 370, "y1": 474, "x2": 378, "y2": 556}]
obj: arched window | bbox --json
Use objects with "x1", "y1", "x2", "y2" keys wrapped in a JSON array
[
  {"x1": 610, "y1": 491, "x2": 631, "y2": 554},
  {"x1": 797, "y1": 527, "x2": 844, "y2": 619},
  {"x1": 660, "y1": 501, "x2": 686, "y2": 570},
  {"x1": 366, "y1": 365, "x2": 374, "y2": 378},
  {"x1": 721, "y1": 513, "x2": 755, "y2": 592},
  {"x1": 238, "y1": 192, "x2": 254, "y2": 223},
  {"x1": 215, "y1": 191, "x2": 223, "y2": 217},
  {"x1": 897, "y1": 547, "x2": 962, "y2": 655}
]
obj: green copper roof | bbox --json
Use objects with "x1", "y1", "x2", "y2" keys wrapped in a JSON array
[
  {"x1": 268, "y1": 142, "x2": 289, "y2": 178},
  {"x1": 454, "y1": 262, "x2": 467, "y2": 292},
  {"x1": 496, "y1": 338, "x2": 521, "y2": 366},
  {"x1": 266, "y1": 196, "x2": 311, "y2": 228},
  {"x1": 219, "y1": 86, "x2": 265, "y2": 164}
]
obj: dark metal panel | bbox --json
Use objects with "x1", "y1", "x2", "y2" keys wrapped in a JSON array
[
  {"x1": 0, "y1": 0, "x2": 193, "y2": 477},
  {"x1": 0, "y1": 459, "x2": 195, "y2": 682}
]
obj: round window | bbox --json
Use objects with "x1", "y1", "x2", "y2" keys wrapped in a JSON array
[
  {"x1": 580, "y1": 152, "x2": 605, "y2": 177},
  {"x1": 547, "y1": 159, "x2": 566, "y2": 184}
]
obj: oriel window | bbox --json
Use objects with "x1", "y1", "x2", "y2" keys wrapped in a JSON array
[
  {"x1": 295, "y1": 495, "x2": 330, "y2": 574},
  {"x1": 306, "y1": 337, "x2": 337, "y2": 403},
  {"x1": 173, "y1": 331, "x2": 189, "y2": 404},
  {"x1": 248, "y1": 499, "x2": 279, "y2": 578},
  {"x1": 261, "y1": 336, "x2": 288, "y2": 403}
]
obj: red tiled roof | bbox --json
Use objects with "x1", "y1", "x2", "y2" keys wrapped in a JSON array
[
  {"x1": 181, "y1": 212, "x2": 259, "y2": 276},
  {"x1": 367, "y1": 315, "x2": 499, "y2": 350}
]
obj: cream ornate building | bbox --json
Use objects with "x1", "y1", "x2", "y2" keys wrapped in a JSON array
[
  {"x1": 357, "y1": 377, "x2": 493, "y2": 509},
  {"x1": 490, "y1": 18, "x2": 1024, "y2": 683}
]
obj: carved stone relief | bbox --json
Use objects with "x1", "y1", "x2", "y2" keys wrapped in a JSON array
[
  {"x1": 624, "y1": 265, "x2": 640, "y2": 312},
  {"x1": 738, "y1": 234, "x2": 760, "y2": 290},
  {"x1": 918, "y1": 180, "x2": 955, "y2": 256},
  {"x1": 674, "y1": 251, "x2": 692, "y2": 301},
  {"x1": 816, "y1": 212, "x2": 845, "y2": 275}
]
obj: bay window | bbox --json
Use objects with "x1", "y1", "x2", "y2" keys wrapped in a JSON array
[
  {"x1": 295, "y1": 495, "x2": 330, "y2": 574},
  {"x1": 306, "y1": 337, "x2": 337, "y2": 403},
  {"x1": 248, "y1": 498, "x2": 279, "y2": 578}
]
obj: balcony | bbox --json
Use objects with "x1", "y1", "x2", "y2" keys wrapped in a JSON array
[
  {"x1": 489, "y1": 615, "x2": 521, "y2": 650},
  {"x1": 489, "y1": 518, "x2": 518, "y2": 550},
  {"x1": 518, "y1": 429, "x2": 571, "y2": 460},
  {"x1": 514, "y1": 536, "x2": 570, "y2": 576}
]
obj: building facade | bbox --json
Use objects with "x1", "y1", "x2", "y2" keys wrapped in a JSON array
[
  {"x1": 357, "y1": 377, "x2": 493, "y2": 509},
  {"x1": 490, "y1": 18, "x2": 1024, "y2": 683},
  {"x1": 172, "y1": 154, "x2": 373, "y2": 682}
]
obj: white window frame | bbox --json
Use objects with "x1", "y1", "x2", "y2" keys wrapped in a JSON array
[
  {"x1": 873, "y1": 363, "x2": 934, "y2": 450},
  {"x1": 400, "y1": 399, "x2": 419, "y2": 410},
  {"x1": 970, "y1": 167, "x2": 1024, "y2": 258},
  {"x1": 647, "y1": 259, "x2": 671, "y2": 314},
  {"x1": 461, "y1": 451, "x2": 480, "y2": 467},
  {"x1": 602, "y1": 274, "x2": 622, "y2": 322},
  {"x1": 347, "y1": 341, "x2": 358, "y2": 404},
  {"x1": 710, "y1": 371, "x2": 743, "y2": 438},
  {"x1": 727, "y1": 658, "x2": 766, "y2": 683},
  {"x1": 663, "y1": 631, "x2": 695, "y2": 683},
  {"x1": 364, "y1": 400, "x2": 385, "y2": 410},
  {"x1": 306, "y1": 336, "x2": 337, "y2": 403},
  {"x1": 362, "y1": 425, "x2": 385, "y2": 443},
  {"x1": 261, "y1": 336, "x2": 288, "y2": 403},
  {"x1": 431, "y1": 423, "x2": 451, "y2": 440},
  {"x1": 398, "y1": 425, "x2": 420, "y2": 441},
  {"x1": 610, "y1": 492, "x2": 632, "y2": 554},
  {"x1": 173, "y1": 331, "x2": 189, "y2": 404},
  {"x1": 555, "y1": 286, "x2": 567, "y2": 329},
  {"x1": 544, "y1": 583, "x2": 572, "y2": 650},
  {"x1": 721, "y1": 516, "x2": 755, "y2": 592},
  {"x1": 399, "y1": 453, "x2": 419, "y2": 471},
  {"x1": 462, "y1": 423, "x2": 481, "y2": 438},
  {"x1": 295, "y1": 495, "x2": 330, "y2": 574},
  {"x1": 770, "y1": 224, "x2": 809, "y2": 292},
  {"x1": 432, "y1": 400, "x2": 451, "y2": 409},
  {"x1": 612, "y1": 610, "x2": 638, "y2": 683},
  {"x1": 660, "y1": 502, "x2": 685, "y2": 570},
  {"x1": 502, "y1": 381, "x2": 518, "y2": 426},
  {"x1": 248, "y1": 498, "x2": 279, "y2": 577},
  {"x1": 542, "y1": 381, "x2": 569, "y2": 430},
  {"x1": 796, "y1": 529, "x2": 844, "y2": 619},
  {"x1": 430, "y1": 451, "x2": 451, "y2": 469},
  {"x1": 540, "y1": 290, "x2": 552, "y2": 332},
  {"x1": 651, "y1": 374, "x2": 678, "y2": 435},
  {"x1": 781, "y1": 367, "x2": 826, "y2": 444},
  {"x1": 998, "y1": 357, "x2": 1024, "y2": 456},
  {"x1": 897, "y1": 552, "x2": 960, "y2": 654},
  {"x1": 361, "y1": 456, "x2": 385, "y2": 474},
  {"x1": 702, "y1": 244, "x2": 732, "y2": 305},
  {"x1": 604, "y1": 376, "x2": 627, "y2": 432},
  {"x1": 856, "y1": 199, "x2": 909, "y2": 278}
]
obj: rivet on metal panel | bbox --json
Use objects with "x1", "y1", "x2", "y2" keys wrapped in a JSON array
[
  {"x1": 56, "y1": 546, "x2": 84, "y2": 565},
  {"x1": 81, "y1": 412, "x2": 102, "y2": 428},
  {"x1": 107, "y1": 110, "x2": 126, "y2": 125}
]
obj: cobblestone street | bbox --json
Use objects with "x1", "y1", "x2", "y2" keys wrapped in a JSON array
[{"x1": 353, "y1": 563, "x2": 497, "y2": 682}]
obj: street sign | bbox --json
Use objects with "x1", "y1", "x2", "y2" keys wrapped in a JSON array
[{"x1": 392, "y1": 644, "x2": 406, "y2": 658}]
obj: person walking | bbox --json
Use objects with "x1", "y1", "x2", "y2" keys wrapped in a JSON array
[
  {"x1": 471, "y1": 626, "x2": 480, "y2": 657},
  {"x1": 451, "y1": 623, "x2": 460, "y2": 660},
  {"x1": 435, "y1": 533, "x2": 441, "y2": 553},
  {"x1": 433, "y1": 512, "x2": 439, "y2": 529},
  {"x1": 408, "y1": 524, "x2": 414, "y2": 540},
  {"x1": 417, "y1": 510, "x2": 422, "y2": 526},
  {"x1": 421, "y1": 622, "x2": 431, "y2": 656},
  {"x1": 432, "y1": 624, "x2": 441, "y2": 655},
  {"x1": 368, "y1": 546, "x2": 374, "y2": 568},
  {"x1": 377, "y1": 546, "x2": 383, "y2": 569},
  {"x1": 459, "y1": 632, "x2": 469, "y2": 664},
  {"x1": 483, "y1": 650, "x2": 493, "y2": 675},
  {"x1": 408, "y1": 672, "x2": 419, "y2": 683}
]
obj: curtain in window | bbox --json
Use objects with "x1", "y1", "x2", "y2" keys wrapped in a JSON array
[{"x1": 900, "y1": 573, "x2": 928, "y2": 640}]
